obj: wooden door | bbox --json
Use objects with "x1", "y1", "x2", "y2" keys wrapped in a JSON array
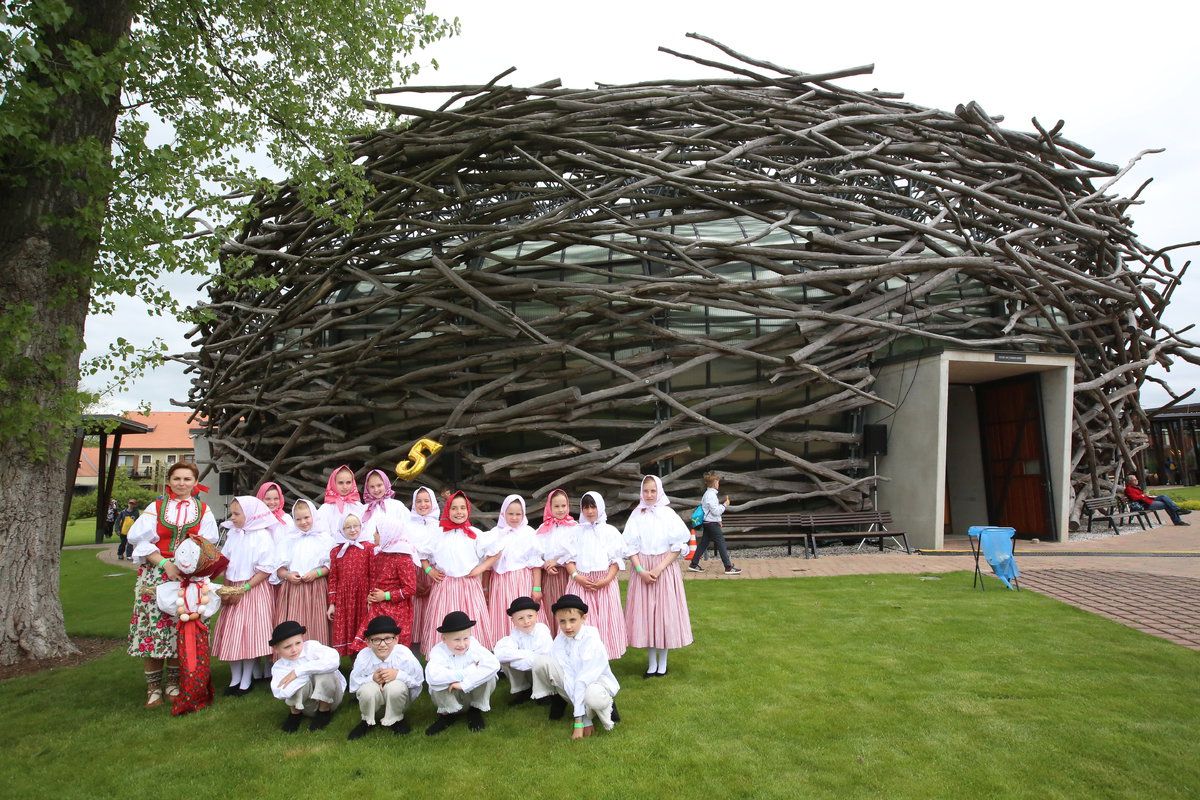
[{"x1": 975, "y1": 374, "x2": 1054, "y2": 538}]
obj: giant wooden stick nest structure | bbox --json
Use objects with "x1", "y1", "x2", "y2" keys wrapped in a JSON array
[{"x1": 186, "y1": 36, "x2": 1197, "y2": 518}]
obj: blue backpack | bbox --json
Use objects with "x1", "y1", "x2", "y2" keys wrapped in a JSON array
[{"x1": 689, "y1": 505, "x2": 704, "y2": 529}]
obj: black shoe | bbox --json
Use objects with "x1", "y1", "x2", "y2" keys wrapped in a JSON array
[
  {"x1": 548, "y1": 696, "x2": 567, "y2": 720},
  {"x1": 281, "y1": 713, "x2": 303, "y2": 733},
  {"x1": 643, "y1": 671, "x2": 654, "y2": 679},
  {"x1": 509, "y1": 689, "x2": 533, "y2": 706},
  {"x1": 389, "y1": 718, "x2": 412, "y2": 735},
  {"x1": 347, "y1": 720, "x2": 372, "y2": 740},
  {"x1": 611, "y1": 702, "x2": 620, "y2": 723},
  {"x1": 309, "y1": 709, "x2": 333, "y2": 731},
  {"x1": 466, "y1": 707, "x2": 486, "y2": 732},
  {"x1": 425, "y1": 713, "x2": 458, "y2": 736},
  {"x1": 651, "y1": 669, "x2": 668, "y2": 678},
  {"x1": 534, "y1": 695, "x2": 552, "y2": 706},
  {"x1": 1180, "y1": 508, "x2": 1193, "y2": 515},
  {"x1": 223, "y1": 685, "x2": 243, "y2": 697}
]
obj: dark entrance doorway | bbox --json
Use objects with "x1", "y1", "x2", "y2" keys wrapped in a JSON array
[{"x1": 976, "y1": 374, "x2": 1055, "y2": 538}]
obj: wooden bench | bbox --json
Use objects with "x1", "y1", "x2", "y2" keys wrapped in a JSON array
[
  {"x1": 1082, "y1": 495, "x2": 1154, "y2": 534},
  {"x1": 719, "y1": 513, "x2": 812, "y2": 556},
  {"x1": 800, "y1": 511, "x2": 909, "y2": 558}
]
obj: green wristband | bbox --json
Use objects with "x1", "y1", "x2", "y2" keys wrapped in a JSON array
[
  {"x1": 573, "y1": 722, "x2": 586, "y2": 728},
  {"x1": 384, "y1": 591, "x2": 391, "y2": 601},
  {"x1": 424, "y1": 566, "x2": 432, "y2": 574},
  {"x1": 532, "y1": 586, "x2": 542, "y2": 592},
  {"x1": 242, "y1": 582, "x2": 251, "y2": 592},
  {"x1": 635, "y1": 565, "x2": 644, "y2": 573}
]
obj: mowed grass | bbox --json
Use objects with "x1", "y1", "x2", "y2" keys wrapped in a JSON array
[
  {"x1": 62, "y1": 518, "x2": 107, "y2": 547},
  {"x1": 3, "y1": 552, "x2": 1198, "y2": 800}
]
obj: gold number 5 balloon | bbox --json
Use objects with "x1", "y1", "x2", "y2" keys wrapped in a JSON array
[{"x1": 395, "y1": 438, "x2": 444, "y2": 481}]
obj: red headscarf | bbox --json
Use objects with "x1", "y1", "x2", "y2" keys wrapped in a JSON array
[
  {"x1": 439, "y1": 490, "x2": 476, "y2": 539},
  {"x1": 361, "y1": 468, "x2": 395, "y2": 524},
  {"x1": 255, "y1": 482, "x2": 287, "y2": 524},
  {"x1": 535, "y1": 488, "x2": 577, "y2": 535},
  {"x1": 323, "y1": 464, "x2": 361, "y2": 512}
]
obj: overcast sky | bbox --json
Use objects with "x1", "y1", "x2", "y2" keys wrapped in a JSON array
[{"x1": 84, "y1": 0, "x2": 1200, "y2": 414}]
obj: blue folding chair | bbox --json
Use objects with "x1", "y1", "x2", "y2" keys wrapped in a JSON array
[{"x1": 966, "y1": 526, "x2": 1020, "y2": 591}]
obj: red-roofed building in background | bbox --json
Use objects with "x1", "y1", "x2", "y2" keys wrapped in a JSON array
[{"x1": 72, "y1": 411, "x2": 205, "y2": 494}]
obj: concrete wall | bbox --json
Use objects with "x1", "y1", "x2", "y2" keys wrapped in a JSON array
[
  {"x1": 945, "y1": 385, "x2": 988, "y2": 535},
  {"x1": 1039, "y1": 364, "x2": 1074, "y2": 542},
  {"x1": 867, "y1": 354, "x2": 948, "y2": 550}
]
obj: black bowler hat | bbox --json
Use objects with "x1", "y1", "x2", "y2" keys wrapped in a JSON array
[
  {"x1": 551, "y1": 594, "x2": 588, "y2": 615},
  {"x1": 363, "y1": 615, "x2": 401, "y2": 639},
  {"x1": 269, "y1": 620, "x2": 306, "y2": 646},
  {"x1": 506, "y1": 596, "x2": 540, "y2": 616},
  {"x1": 436, "y1": 611, "x2": 476, "y2": 633}
]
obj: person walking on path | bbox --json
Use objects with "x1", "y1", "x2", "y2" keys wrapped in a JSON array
[
  {"x1": 1123, "y1": 474, "x2": 1190, "y2": 526},
  {"x1": 115, "y1": 498, "x2": 140, "y2": 560},
  {"x1": 688, "y1": 472, "x2": 741, "y2": 575}
]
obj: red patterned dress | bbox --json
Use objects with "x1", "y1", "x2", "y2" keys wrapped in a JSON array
[
  {"x1": 362, "y1": 552, "x2": 417, "y2": 647},
  {"x1": 327, "y1": 541, "x2": 375, "y2": 655}
]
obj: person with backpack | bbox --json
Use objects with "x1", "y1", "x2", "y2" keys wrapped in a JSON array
[{"x1": 687, "y1": 472, "x2": 740, "y2": 575}]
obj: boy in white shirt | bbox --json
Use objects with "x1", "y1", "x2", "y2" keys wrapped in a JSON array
[
  {"x1": 424, "y1": 611, "x2": 500, "y2": 735},
  {"x1": 533, "y1": 594, "x2": 621, "y2": 739},
  {"x1": 347, "y1": 615, "x2": 424, "y2": 739},
  {"x1": 269, "y1": 620, "x2": 347, "y2": 732},
  {"x1": 492, "y1": 596, "x2": 553, "y2": 705}
]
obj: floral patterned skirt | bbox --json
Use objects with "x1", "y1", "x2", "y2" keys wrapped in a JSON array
[{"x1": 127, "y1": 565, "x2": 177, "y2": 659}]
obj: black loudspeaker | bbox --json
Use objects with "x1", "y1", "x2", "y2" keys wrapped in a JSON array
[
  {"x1": 218, "y1": 472, "x2": 234, "y2": 495},
  {"x1": 862, "y1": 424, "x2": 888, "y2": 457}
]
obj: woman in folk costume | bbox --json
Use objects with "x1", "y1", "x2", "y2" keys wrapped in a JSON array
[
  {"x1": 326, "y1": 510, "x2": 375, "y2": 656},
  {"x1": 484, "y1": 494, "x2": 547, "y2": 641},
  {"x1": 273, "y1": 499, "x2": 335, "y2": 645},
  {"x1": 359, "y1": 468, "x2": 409, "y2": 546},
  {"x1": 365, "y1": 517, "x2": 419, "y2": 647},
  {"x1": 316, "y1": 464, "x2": 363, "y2": 537},
  {"x1": 155, "y1": 536, "x2": 227, "y2": 715},
  {"x1": 535, "y1": 488, "x2": 577, "y2": 636},
  {"x1": 623, "y1": 475, "x2": 693, "y2": 677},
  {"x1": 416, "y1": 490, "x2": 502, "y2": 656},
  {"x1": 212, "y1": 495, "x2": 278, "y2": 695},
  {"x1": 407, "y1": 485, "x2": 441, "y2": 651},
  {"x1": 127, "y1": 460, "x2": 220, "y2": 708},
  {"x1": 564, "y1": 491, "x2": 628, "y2": 659}
]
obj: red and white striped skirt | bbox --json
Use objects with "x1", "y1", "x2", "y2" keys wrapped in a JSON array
[
  {"x1": 412, "y1": 568, "x2": 432, "y2": 647},
  {"x1": 624, "y1": 552, "x2": 693, "y2": 650},
  {"x1": 419, "y1": 575, "x2": 495, "y2": 656},
  {"x1": 212, "y1": 580, "x2": 275, "y2": 660},
  {"x1": 487, "y1": 567, "x2": 550, "y2": 641},
  {"x1": 273, "y1": 577, "x2": 331, "y2": 647},
  {"x1": 541, "y1": 568, "x2": 570, "y2": 636},
  {"x1": 566, "y1": 570, "x2": 627, "y2": 659}
]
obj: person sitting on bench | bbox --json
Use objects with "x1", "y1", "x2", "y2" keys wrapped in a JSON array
[{"x1": 1123, "y1": 475, "x2": 1190, "y2": 526}]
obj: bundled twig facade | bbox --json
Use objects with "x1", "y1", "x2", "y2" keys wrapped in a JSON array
[{"x1": 185, "y1": 36, "x2": 1197, "y2": 519}]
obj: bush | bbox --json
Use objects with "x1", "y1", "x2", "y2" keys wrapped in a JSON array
[{"x1": 69, "y1": 475, "x2": 160, "y2": 521}]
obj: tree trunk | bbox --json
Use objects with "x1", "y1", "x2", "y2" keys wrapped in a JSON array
[{"x1": 0, "y1": 0, "x2": 134, "y2": 665}]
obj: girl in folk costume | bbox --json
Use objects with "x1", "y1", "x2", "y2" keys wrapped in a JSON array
[
  {"x1": 155, "y1": 536, "x2": 226, "y2": 715},
  {"x1": 126, "y1": 461, "x2": 220, "y2": 708},
  {"x1": 407, "y1": 486, "x2": 441, "y2": 651},
  {"x1": 623, "y1": 475, "x2": 693, "y2": 677},
  {"x1": 212, "y1": 495, "x2": 278, "y2": 695},
  {"x1": 535, "y1": 488, "x2": 577, "y2": 636},
  {"x1": 364, "y1": 518, "x2": 418, "y2": 647},
  {"x1": 416, "y1": 491, "x2": 502, "y2": 656},
  {"x1": 564, "y1": 491, "x2": 628, "y2": 660},
  {"x1": 326, "y1": 511, "x2": 375, "y2": 656},
  {"x1": 484, "y1": 494, "x2": 547, "y2": 642},
  {"x1": 274, "y1": 499, "x2": 335, "y2": 646},
  {"x1": 359, "y1": 468, "x2": 409, "y2": 546},
  {"x1": 316, "y1": 464, "x2": 363, "y2": 538},
  {"x1": 256, "y1": 481, "x2": 294, "y2": 549}
]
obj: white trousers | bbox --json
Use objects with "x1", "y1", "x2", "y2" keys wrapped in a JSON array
[
  {"x1": 356, "y1": 680, "x2": 412, "y2": 725},
  {"x1": 503, "y1": 655, "x2": 554, "y2": 695},
  {"x1": 285, "y1": 672, "x2": 344, "y2": 715},
  {"x1": 429, "y1": 676, "x2": 497, "y2": 713},
  {"x1": 531, "y1": 658, "x2": 615, "y2": 729}
]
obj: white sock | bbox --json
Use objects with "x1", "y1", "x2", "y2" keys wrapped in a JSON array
[
  {"x1": 229, "y1": 660, "x2": 243, "y2": 687},
  {"x1": 647, "y1": 648, "x2": 659, "y2": 673},
  {"x1": 238, "y1": 659, "x2": 254, "y2": 690},
  {"x1": 657, "y1": 648, "x2": 669, "y2": 674}
]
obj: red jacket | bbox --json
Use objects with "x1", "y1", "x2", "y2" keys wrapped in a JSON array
[{"x1": 1124, "y1": 484, "x2": 1152, "y2": 505}]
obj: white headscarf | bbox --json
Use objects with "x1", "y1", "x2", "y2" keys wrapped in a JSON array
[
  {"x1": 580, "y1": 491, "x2": 608, "y2": 528},
  {"x1": 222, "y1": 495, "x2": 275, "y2": 532},
  {"x1": 634, "y1": 474, "x2": 671, "y2": 513},
  {"x1": 409, "y1": 486, "x2": 441, "y2": 526},
  {"x1": 376, "y1": 517, "x2": 417, "y2": 556},
  {"x1": 333, "y1": 511, "x2": 367, "y2": 558},
  {"x1": 496, "y1": 494, "x2": 529, "y2": 532},
  {"x1": 290, "y1": 498, "x2": 325, "y2": 536}
]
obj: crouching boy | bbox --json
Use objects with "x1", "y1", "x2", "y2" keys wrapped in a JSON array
[
  {"x1": 424, "y1": 611, "x2": 500, "y2": 735},
  {"x1": 534, "y1": 594, "x2": 620, "y2": 739},
  {"x1": 269, "y1": 620, "x2": 346, "y2": 732},
  {"x1": 347, "y1": 615, "x2": 424, "y2": 739}
]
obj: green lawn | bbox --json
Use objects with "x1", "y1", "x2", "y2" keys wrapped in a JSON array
[
  {"x1": 3, "y1": 552, "x2": 1198, "y2": 799},
  {"x1": 1156, "y1": 485, "x2": 1200, "y2": 508},
  {"x1": 62, "y1": 518, "x2": 108, "y2": 547}
]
